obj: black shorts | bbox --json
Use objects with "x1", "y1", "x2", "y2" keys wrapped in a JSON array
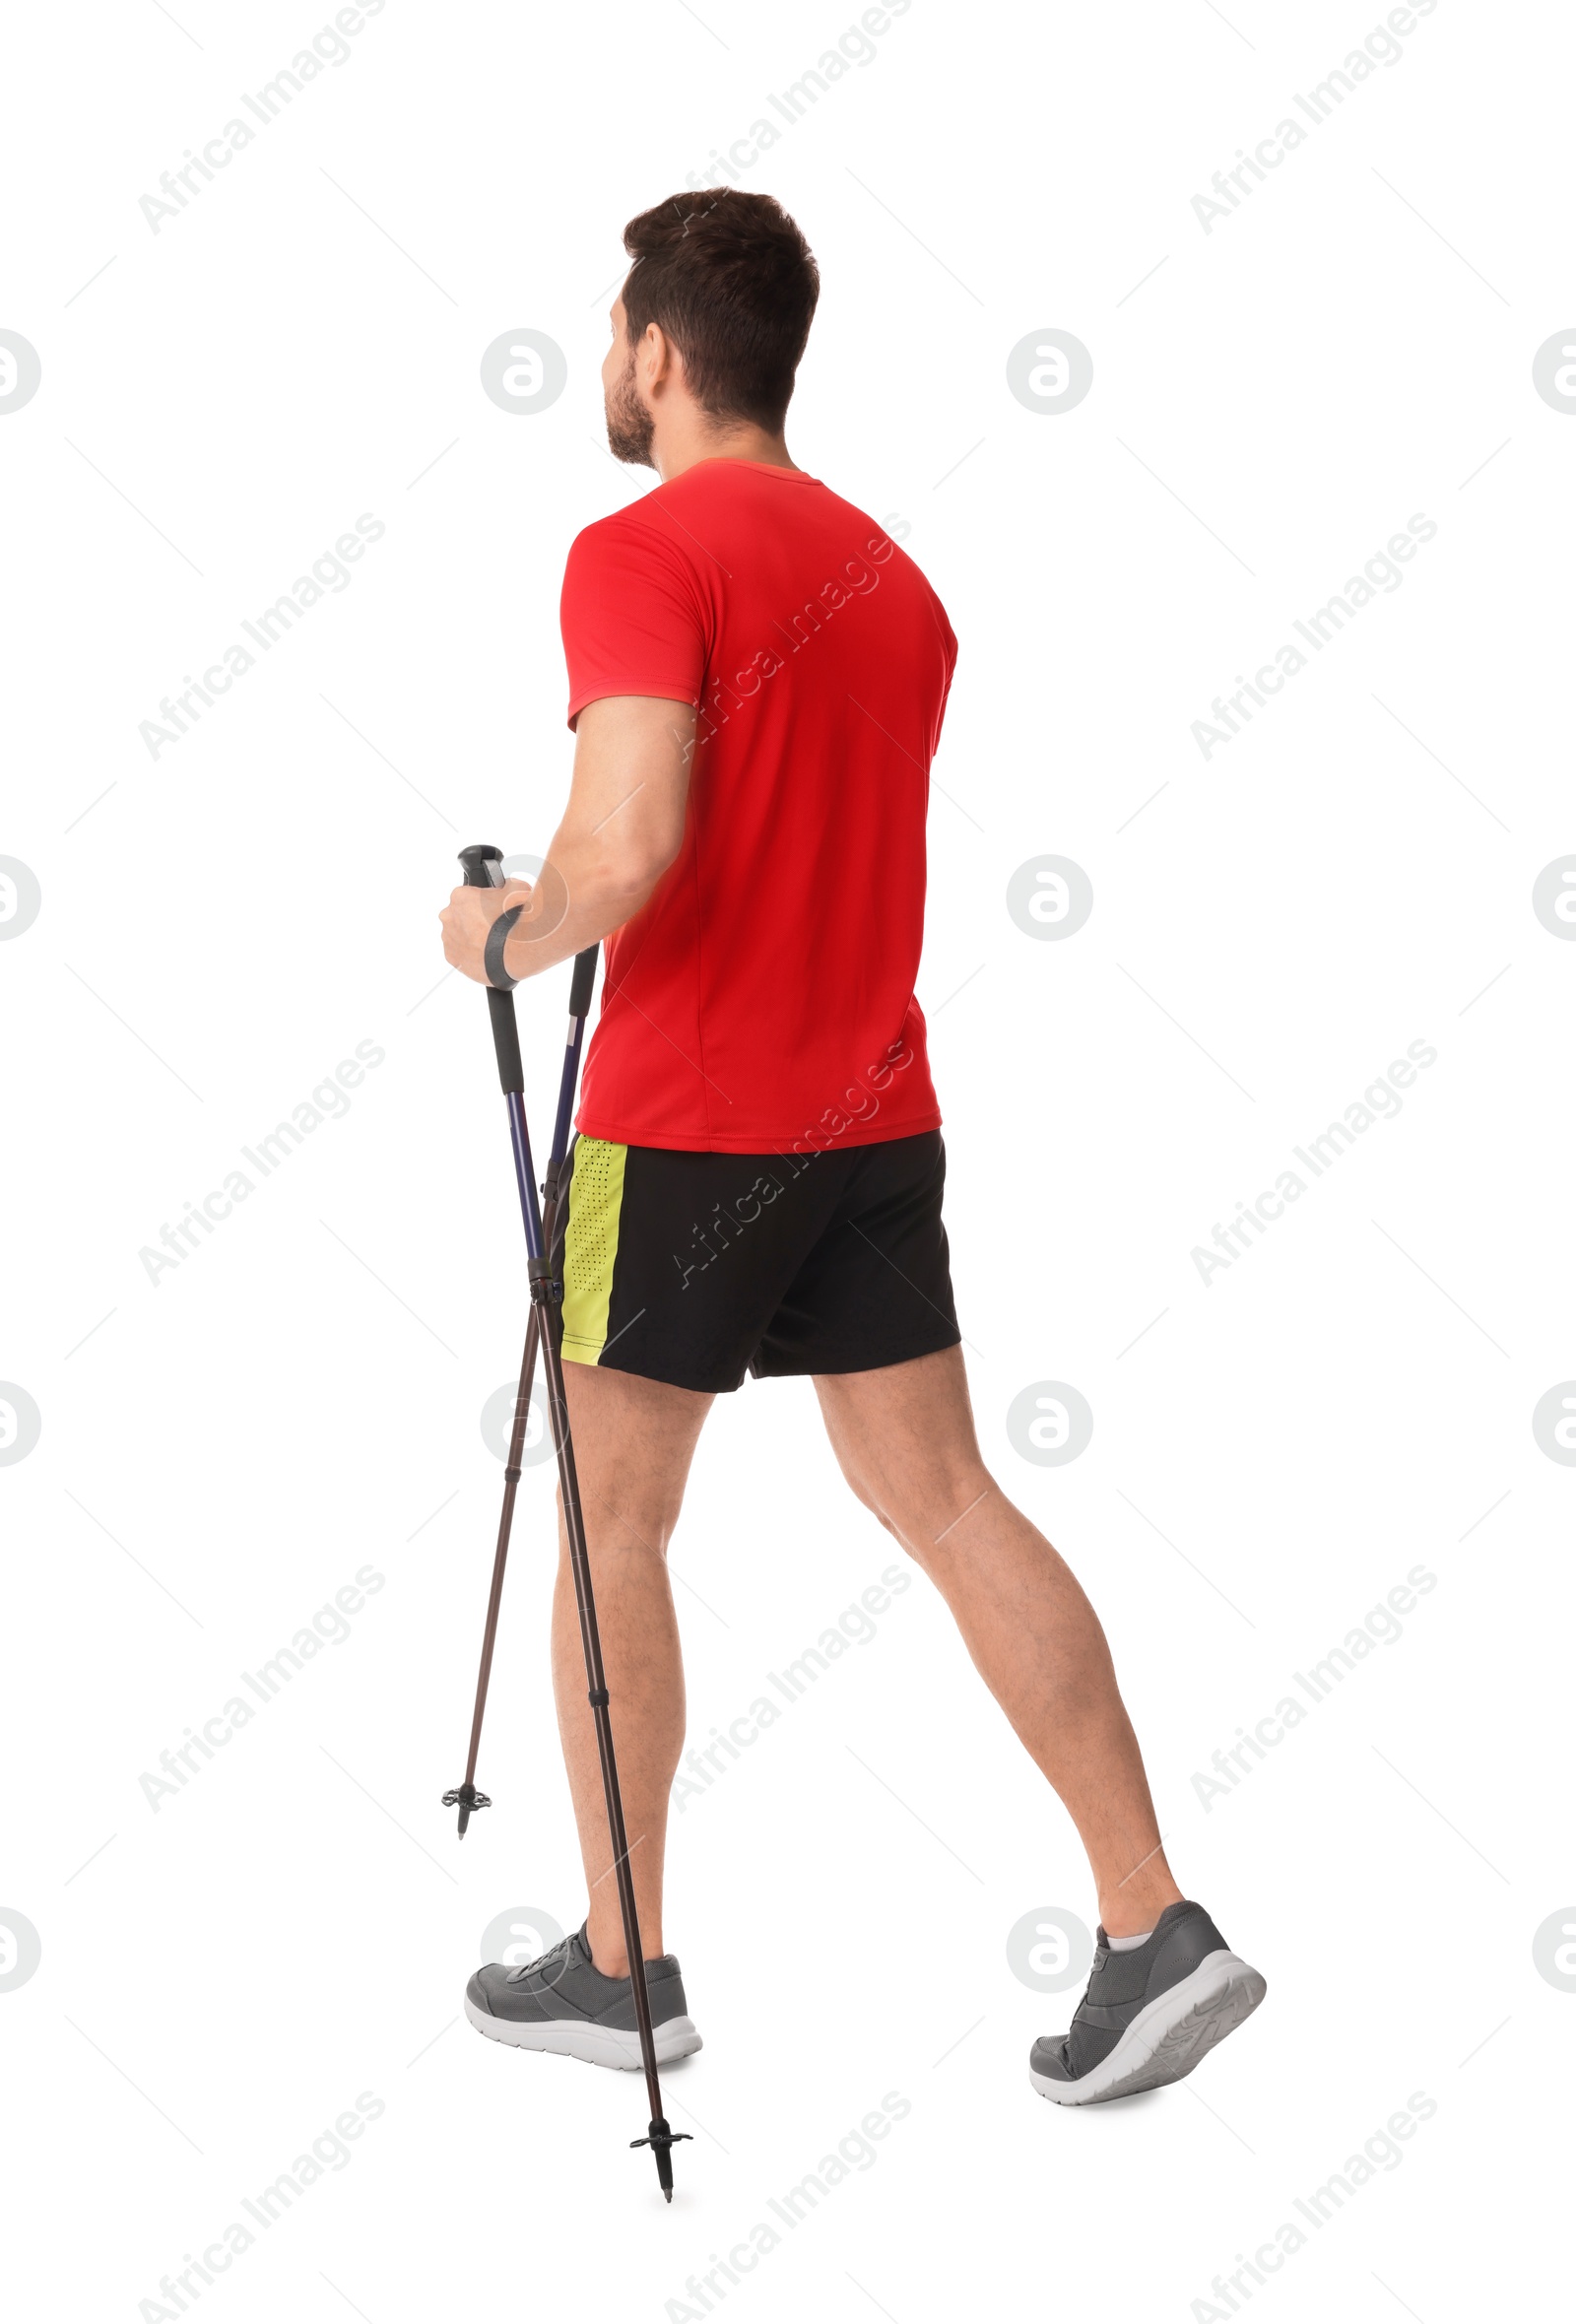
[{"x1": 552, "y1": 1129, "x2": 960, "y2": 1395}]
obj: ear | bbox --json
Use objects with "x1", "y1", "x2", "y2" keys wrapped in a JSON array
[{"x1": 639, "y1": 320, "x2": 680, "y2": 396}]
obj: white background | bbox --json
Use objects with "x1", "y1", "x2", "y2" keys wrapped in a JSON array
[{"x1": 3, "y1": 2, "x2": 1572, "y2": 2318}]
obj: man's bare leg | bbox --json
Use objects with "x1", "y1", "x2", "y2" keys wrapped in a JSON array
[
  {"x1": 550, "y1": 1361, "x2": 711, "y2": 1977},
  {"x1": 814, "y1": 1345, "x2": 1183, "y2": 1937}
]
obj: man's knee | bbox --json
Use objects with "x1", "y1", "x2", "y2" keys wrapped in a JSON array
[
  {"x1": 916, "y1": 1465, "x2": 999, "y2": 1560},
  {"x1": 828, "y1": 1446, "x2": 905, "y2": 1542},
  {"x1": 557, "y1": 1475, "x2": 685, "y2": 1557},
  {"x1": 837, "y1": 1449, "x2": 994, "y2": 1562},
  {"x1": 861, "y1": 1497, "x2": 908, "y2": 1552}
]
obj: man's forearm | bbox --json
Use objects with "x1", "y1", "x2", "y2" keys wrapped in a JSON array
[{"x1": 498, "y1": 834, "x2": 668, "y2": 982}]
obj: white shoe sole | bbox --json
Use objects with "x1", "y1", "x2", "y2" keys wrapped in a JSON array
[
  {"x1": 464, "y1": 1994, "x2": 703, "y2": 2071},
  {"x1": 1030, "y1": 1949, "x2": 1266, "y2": 2106}
]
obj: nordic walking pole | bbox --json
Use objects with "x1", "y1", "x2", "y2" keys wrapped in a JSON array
[
  {"x1": 447, "y1": 842, "x2": 690, "y2": 2203},
  {"x1": 443, "y1": 900, "x2": 598, "y2": 1837}
]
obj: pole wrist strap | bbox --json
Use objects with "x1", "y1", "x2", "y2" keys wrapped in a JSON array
[{"x1": 485, "y1": 904, "x2": 523, "y2": 991}]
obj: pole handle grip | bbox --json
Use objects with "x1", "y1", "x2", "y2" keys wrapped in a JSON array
[
  {"x1": 458, "y1": 843, "x2": 506, "y2": 891},
  {"x1": 458, "y1": 843, "x2": 523, "y2": 1095},
  {"x1": 567, "y1": 945, "x2": 599, "y2": 1022}
]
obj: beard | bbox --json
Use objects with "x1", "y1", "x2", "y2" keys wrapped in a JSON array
[{"x1": 605, "y1": 350, "x2": 656, "y2": 467}]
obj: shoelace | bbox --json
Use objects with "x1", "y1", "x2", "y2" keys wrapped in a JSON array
[{"x1": 505, "y1": 1935, "x2": 575, "y2": 1985}]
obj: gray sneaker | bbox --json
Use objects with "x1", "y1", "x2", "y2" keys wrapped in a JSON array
[
  {"x1": 465, "y1": 1924, "x2": 702, "y2": 2071},
  {"x1": 1030, "y1": 1899, "x2": 1265, "y2": 2105}
]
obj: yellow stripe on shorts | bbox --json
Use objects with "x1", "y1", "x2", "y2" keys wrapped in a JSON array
[{"x1": 559, "y1": 1137, "x2": 627, "y2": 1364}]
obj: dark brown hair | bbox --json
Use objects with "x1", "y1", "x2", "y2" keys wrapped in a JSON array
[{"x1": 621, "y1": 189, "x2": 820, "y2": 433}]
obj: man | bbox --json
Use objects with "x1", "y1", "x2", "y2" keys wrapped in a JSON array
[{"x1": 440, "y1": 189, "x2": 1265, "y2": 2105}]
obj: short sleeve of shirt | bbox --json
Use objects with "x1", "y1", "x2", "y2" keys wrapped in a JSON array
[{"x1": 559, "y1": 511, "x2": 707, "y2": 730}]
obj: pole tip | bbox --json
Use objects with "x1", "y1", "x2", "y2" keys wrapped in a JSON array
[
  {"x1": 633, "y1": 2118, "x2": 690, "y2": 2198},
  {"x1": 441, "y1": 1783, "x2": 490, "y2": 1837}
]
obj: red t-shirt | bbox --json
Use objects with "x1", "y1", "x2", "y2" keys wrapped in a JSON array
[{"x1": 560, "y1": 459, "x2": 956, "y2": 1155}]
